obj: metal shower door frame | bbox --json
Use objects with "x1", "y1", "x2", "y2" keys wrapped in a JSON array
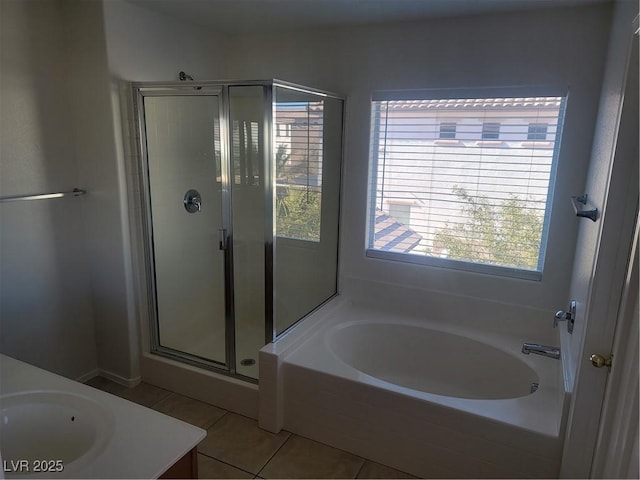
[{"x1": 133, "y1": 82, "x2": 243, "y2": 379}]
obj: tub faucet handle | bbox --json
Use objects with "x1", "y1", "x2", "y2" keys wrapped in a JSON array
[{"x1": 554, "y1": 310, "x2": 569, "y2": 325}]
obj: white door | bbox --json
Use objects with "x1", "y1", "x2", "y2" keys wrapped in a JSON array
[
  {"x1": 591, "y1": 216, "x2": 639, "y2": 478},
  {"x1": 560, "y1": 4, "x2": 639, "y2": 477}
]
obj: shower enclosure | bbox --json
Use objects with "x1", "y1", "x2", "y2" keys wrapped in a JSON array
[{"x1": 133, "y1": 80, "x2": 343, "y2": 381}]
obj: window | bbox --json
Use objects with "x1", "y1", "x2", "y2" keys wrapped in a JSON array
[
  {"x1": 388, "y1": 202, "x2": 411, "y2": 225},
  {"x1": 481, "y1": 122, "x2": 501, "y2": 140},
  {"x1": 368, "y1": 94, "x2": 566, "y2": 279},
  {"x1": 277, "y1": 123, "x2": 291, "y2": 137},
  {"x1": 439, "y1": 122, "x2": 457, "y2": 139},
  {"x1": 527, "y1": 123, "x2": 548, "y2": 140}
]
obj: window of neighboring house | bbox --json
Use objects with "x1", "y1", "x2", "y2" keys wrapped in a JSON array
[
  {"x1": 481, "y1": 122, "x2": 501, "y2": 140},
  {"x1": 439, "y1": 122, "x2": 457, "y2": 139},
  {"x1": 388, "y1": 202, "x2": 411, "y2": 225},
  {"x1": 527, "y1": 123, "x2": 548, "y2": 140},
  {"x1": 277, "y1": 123, "x2": 291, "y2": 137},
  {"x1": 368, "y1": 94, "x2": 566, "y2": 279},
  {"x1": 274, "y1": 100, "x2": 324, "y2": 242}
]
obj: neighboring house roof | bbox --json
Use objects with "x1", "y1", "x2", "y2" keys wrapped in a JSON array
[
  {"x1": 374, "y1": 209, "x2": 422, "y2": 253},
  {"x1": 383, "y1": 97, "x2": 563, "y2": 110}
]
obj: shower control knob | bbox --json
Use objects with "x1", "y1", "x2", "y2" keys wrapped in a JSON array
[{"x1": 184, "y1": 189, "x2": 202, "y2": 213}]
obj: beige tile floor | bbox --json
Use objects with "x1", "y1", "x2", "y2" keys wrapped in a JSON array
[{"x1": 85, "y1": 378, "x2": 418, "y2": 479}]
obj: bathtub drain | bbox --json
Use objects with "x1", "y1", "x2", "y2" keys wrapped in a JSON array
[{"x1": 530, "y1": 382, "x2": 539, "y2": 393}]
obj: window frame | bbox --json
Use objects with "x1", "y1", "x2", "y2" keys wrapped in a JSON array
[{"x1": 366, "y1": 88, "x2": 568, "y2": 281}]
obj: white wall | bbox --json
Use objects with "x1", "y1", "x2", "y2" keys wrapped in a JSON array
[
  {"x1": 63, "y1": 0, "x2": 141, "y2": 385},
  {"x1": 562, "y1": 0, "x2": 639, "y2": 388},
  {"x1": 226, "y1": 5, "x2": 612, "y2": 323},
  {"x1": 560, "y1": 0, "x2": 639, "y2": 475},
  {"x1": 102, "y1": 0, "x2": 229, "y2": 82},
  {"x1": 0, "y1": 0, "x2": 227, "y2": 384},
  {"x1": 0, "y1": 0, "x2": 97, "y2": 379},
  {"x1": 99, "y1": 0, "x2": 230, "y2": 375}
]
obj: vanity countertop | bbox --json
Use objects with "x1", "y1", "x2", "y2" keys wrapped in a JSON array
[{"x1": 0, "y1": 354, "x2": 206, "y2": 479}]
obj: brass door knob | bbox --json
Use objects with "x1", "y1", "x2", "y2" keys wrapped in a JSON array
[{"x1": 590, "y1": 353, "x2": 612, "y2": 368}]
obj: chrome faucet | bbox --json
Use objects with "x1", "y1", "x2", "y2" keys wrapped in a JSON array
[{"x1": 522, "y1": 343, "x2": 560, "y2": 360}]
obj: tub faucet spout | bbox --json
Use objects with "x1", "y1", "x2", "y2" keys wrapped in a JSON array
[{"x1": 521, "y1": 343, "x2": 560, "y2": 360}]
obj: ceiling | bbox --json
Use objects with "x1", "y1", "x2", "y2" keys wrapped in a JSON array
[{"x1": 126, "y1": 0, "x2": 608, "y2": 35}]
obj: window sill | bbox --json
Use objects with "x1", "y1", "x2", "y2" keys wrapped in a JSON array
[
  {"x1": 434, "y1": 139, "x2": 461, "y2": 146},
  {"x1": 276, "y1": 236, "x2": 320, "y2": 250},
  {"x1": 521, "y1": 141, "x2": 553, "y2": 148},
  {"x1": 475, "y1": 140, "x2": 504, "y2": 146},
  {"x1": 366, "y1": 248, "x2": 542, "y2": 281}
]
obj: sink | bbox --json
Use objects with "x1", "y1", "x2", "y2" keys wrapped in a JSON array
[{"x1": 0, "y1": 391, "x2": 115, "y2": 477}]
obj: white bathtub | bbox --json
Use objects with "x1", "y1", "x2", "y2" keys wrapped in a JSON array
[
  {"x1": 260, "y1": 297, "x2": 569, "y2": 478},
  {"x1": 328, "y1": 321, "x2": 540, "y2": 400}
]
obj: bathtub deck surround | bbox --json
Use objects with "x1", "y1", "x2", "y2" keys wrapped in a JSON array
[
  {"x1": 259, "y1": 296, "x2": 569, "y2": 478},
  {"x1": 0, "y1": 355, "x2": 205, "y2": 479}
]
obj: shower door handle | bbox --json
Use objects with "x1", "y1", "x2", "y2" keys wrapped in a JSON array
[{"x1": 219, "y1": 229, "x2": 228, "y2": 251}]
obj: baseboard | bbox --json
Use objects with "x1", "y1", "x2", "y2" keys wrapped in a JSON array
[
  {"x1": 76, "y1": 368, "x2": 100, "y2": 383},
  {"x1": 99, "y1": 368, "x2": 142, "y2": 388},
  {"x1": 75, "y1": 366, "x2": 141, "y2": 388}
]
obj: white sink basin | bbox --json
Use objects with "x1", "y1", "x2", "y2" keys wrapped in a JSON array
[{"x1": 0, "y1": 391, "x2": 115, "y2": 477}]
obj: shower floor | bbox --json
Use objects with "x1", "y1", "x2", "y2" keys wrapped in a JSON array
[{"x1": 161, "y1": 322, "x2": 263, "y2": 379}]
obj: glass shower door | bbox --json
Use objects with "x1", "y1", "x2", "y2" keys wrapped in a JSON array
[{"x1": 143, "y1": 92, "x2": 228, "y2": 366}]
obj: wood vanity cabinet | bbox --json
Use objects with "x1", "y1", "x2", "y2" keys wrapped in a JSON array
[{"x1": 159, "y1": 447, "x2": 198, "y2": 479}]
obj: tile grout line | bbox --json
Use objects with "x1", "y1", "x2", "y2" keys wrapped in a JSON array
[
  {"x1": 353, "y1": 457, "x2": 367, "y2": 479},
  {"x1": 255, "y1": 431, "x2": 294, "y2": 478},
  {"x1": 280, "y1": 430, "x2": 368, "y2": 479},
  {"x1": 133, "y1": 383, "x2": 231, "y2": 423},
  {"x1": 110, "y1": 382, "x2": 227, "y2": 431},
  {"x1": 197, "y1": 451, "x2": 257, "y2": 478},
  {"x1": 202, "y1": 410, "x2": 229, "y2": 430},
  {"x1": 148, "y1": 389, "x2": 173, "y2": 409}
]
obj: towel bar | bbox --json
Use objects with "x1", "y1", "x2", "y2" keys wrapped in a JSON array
[{"x1": 0, "y1": 188, "x2": 86, "y2": 203}]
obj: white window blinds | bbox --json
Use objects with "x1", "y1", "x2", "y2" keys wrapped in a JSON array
[{"x1": 368, "y1": 95, "x2": 566, "y2": 277}]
